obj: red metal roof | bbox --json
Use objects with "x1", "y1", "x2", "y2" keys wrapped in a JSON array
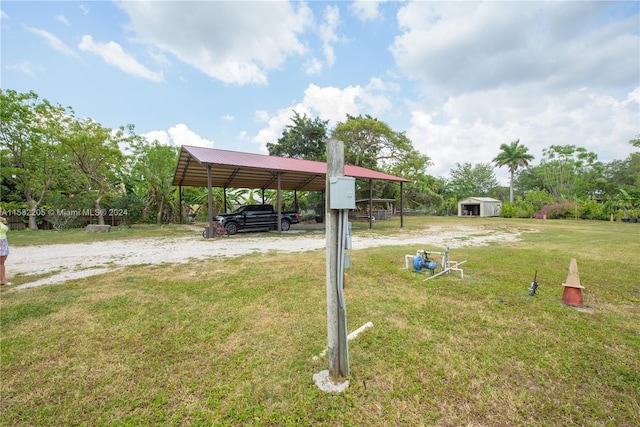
[{"x1": 173, "y1": 145, "x2": 409, "y2": 191}]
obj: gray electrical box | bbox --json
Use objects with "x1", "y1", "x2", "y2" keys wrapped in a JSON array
[
  {"x1": 344, "y1": 253, "x2": 351, "y2": 269},
  {"x1": 329, "y1": 176, "x2": 356, "y2": 209}
]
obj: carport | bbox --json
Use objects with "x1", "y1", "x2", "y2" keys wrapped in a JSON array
[{"x1": 172, "y1": 145, "x2": 410, "y2": 232}]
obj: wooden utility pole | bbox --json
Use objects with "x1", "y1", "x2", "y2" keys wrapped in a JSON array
[{"x1": 326, "y1": 139, "x2": 350, "y2": 378}]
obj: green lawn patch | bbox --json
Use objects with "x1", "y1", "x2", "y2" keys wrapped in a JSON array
[{"x1": 1, "y1": 218, "x2": 638, "y2": 426}]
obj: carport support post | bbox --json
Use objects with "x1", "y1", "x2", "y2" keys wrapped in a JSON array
[
  {"x1": 277, "y1": 173, "x2": 282, "y2": 233},
  {"x1": 368, "y1": 179, "x2": 373, "y2": 229},
  {"x1": 179, "y1": 186, "x2": 183, "y2": 224},
  {"x1": 207, "y1": 164, "x2": 214, "y2": 237},
  {"x1": 400, "y1": 182, "x2": 404, "y2": 228},
  {"x1": 223, "y1": 187, "x2": 228, "y2": 213},
  {"x1": 326, "y1": 139, "x2": 350, "y2": 379}
]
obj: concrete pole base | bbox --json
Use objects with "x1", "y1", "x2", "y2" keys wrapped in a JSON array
[{"x1": 313, "y1": 370, "x2": 349, "y2": 393}]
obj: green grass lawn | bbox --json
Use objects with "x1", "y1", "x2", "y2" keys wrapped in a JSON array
[{"x1": 1, "y1": 218, "x2": 639, "y2": 426}]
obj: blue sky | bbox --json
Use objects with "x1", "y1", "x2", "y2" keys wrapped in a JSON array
[{"x1": 1, "y1": 0, "x2": 639, "y2": 184}]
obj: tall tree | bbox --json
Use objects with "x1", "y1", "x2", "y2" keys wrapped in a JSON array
[
  {"x1": 539, "y1": 145, "x2": 599, "y2": 201},
  {"x1": 0, "y1": 89, "x2": 71, "y2": 230},
  {"x1": 59, "y1": 118, "x2": 124, "y2": 225},
  {"x1": 331, "y1": 114, "x2": 403, "y2": 170},
  {"x1": 513, "y1": 166, "x2": 546, "y2": 195},
  {"x1": 266, "y1": 111, "x2": 328, "y2": 161},
  {"x1": 603, "y1": 151, "x2": 640, "y2": 210},
  {"x1": 128, "y1": 134, "x2": 179, "y2": 225},
  {"x1": 387, "y1": 146, "x2": 436, "y2": 209},
  {"x1": 492, "y1": 139, "x2": 534, "y2": 203},
  {"x1": 332, "y1": 114, "x2": 434, "y2": 203},
  {"x1": 332, "y1": 114, "x2": 434, "y2": 204},
  {"x1": 446, "y1": 162, "x2": 499, "y2": 200},
  {"x1": 402, "y1": 174, "x2": 442, "y2": 211}
]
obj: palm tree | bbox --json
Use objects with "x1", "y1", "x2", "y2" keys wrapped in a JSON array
[{"x1": 492, "y1": 139, "x2": 535, "y2": 203}]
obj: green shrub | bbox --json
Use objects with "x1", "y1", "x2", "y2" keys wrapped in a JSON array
[
  {"x1": 626, "y1": 208, "x2": 640, "y2": 219},
  {"x1": 524, "y1": 189, "x2": 556, "y2": 213},
  {"x1": 500, "y1": 202, "x2": 516, "y2": 218},
  {"x1": 513, "y1": 196, "x2": 534, "y2": 218},
  {"x1": 579, "y1": 199, "x2": 604, "y2": 220}
]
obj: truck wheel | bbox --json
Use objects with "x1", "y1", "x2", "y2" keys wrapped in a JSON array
[
  {"x1": 225, "y1": 222, "x2": 239, "y2": 235},
  {"x1": 281, "y1": 220, "x2": 291, "y2": 232}
]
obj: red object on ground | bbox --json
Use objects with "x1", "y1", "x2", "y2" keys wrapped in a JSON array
[{"x1": 562, "y1": 258, "x2": 585, "y2": 307}]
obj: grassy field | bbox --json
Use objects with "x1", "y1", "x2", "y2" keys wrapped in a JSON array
[{"x1": 1, "y1": 218, "x2": 639, "y2": 426}]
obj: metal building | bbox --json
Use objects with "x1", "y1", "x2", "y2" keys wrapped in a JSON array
[{"x1": 458, "y1": 197, "x2": 502, "y2": 217}]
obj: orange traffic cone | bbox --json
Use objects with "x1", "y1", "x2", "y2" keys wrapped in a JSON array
[{"x1": 562, "y1": 258, "x2": 584, "y2": 307}]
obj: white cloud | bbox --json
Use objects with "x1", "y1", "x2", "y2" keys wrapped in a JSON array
[
  {"x1": 624, "y1": 87, "x2": 640, "y2": 107},
  {"x1": 251, "y1": 79, "x2": 395, "y2": 151},
  {"x1": 319, "y1": 5, "x2": 340, "y2": 68},
  {"x1": 254, "y1": 110, "x2": 271, "y2": 123},
  {"x1": 142, "y1": 130, "x2": 171, "y2": 146},
  {"x1": 408, "y1": 109, "x2": 521, "y2": 184},
  {"x1": 148, "y1": 51, "x2": 171, "y2": 67},
  {"x1": 221, "y1": 114, "x2": 235, "y2": 121},
  {"x1": 304, "y1": 57, "x2": 323, "y2": 75},
  {"x1": 117, "y1": 1, "x2": 313, "y2": 85},
  {"x1": 305, "y1": 5, "x2": 344, "y2": 74},
  {"x1": 302, "y1": 84, "x2": 361, "y2": 123},
  {"x1": 4, "y1": 61, "x2": 38, "y2": 76},
  {"x1": 252, "y1": 106, "x2": 307, "y2": 151},
  {"x1": 143, "y1": 124, "x2": 214, "y2": 148},
  {"x1": 391, "y1": 2, "x2": 638, "y2": 96},
  {"x1": 78, "y1": 35, "x2": 164, "y2": 82},
  {"x1": 56, "y1": 14, "x2": 69, "y2": 26},
  {"x1": 168, "y1": 124, "x2": 214, "y2": 148},
  {"x1": 391, "y1": 1, "x2": 639, "y2": 182},
  {"x1": 366, "y1": 77, "x2": 387, "y2": 92},
  {"x1": 350, "y1": 0, "x2": 387, "y2": 22},
  {"x1": 26, "y1": 27, "x2": 76, "y2": 56},
  {"x1": 408, "y1": 85, "x2": 640, "y2": 184},
  {"x1": 305, "y1": 81, "x2": 393, "y2": 121}
]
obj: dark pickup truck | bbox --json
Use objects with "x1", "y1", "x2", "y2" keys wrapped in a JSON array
[{"x1": 215, "y1": 204, "x2": 300, "y2": 235}]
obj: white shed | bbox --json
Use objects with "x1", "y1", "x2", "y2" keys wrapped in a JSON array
[{"x1": 458, "y1": 197, "x2": 502, "y2": 217}]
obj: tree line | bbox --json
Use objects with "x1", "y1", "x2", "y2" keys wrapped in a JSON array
[
  {"x1": 1, "y1": 89, "x2": 639, "y2": 230},
  {"x1": 1, "y1": 89, "x2": 179, "y2": 230}
]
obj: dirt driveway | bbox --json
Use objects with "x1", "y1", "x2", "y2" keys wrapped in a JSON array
[{"x1": 8, "y1": 224, "x2": 524, "y2": 290}]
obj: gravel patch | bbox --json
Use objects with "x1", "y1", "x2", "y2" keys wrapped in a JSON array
[{"x1": 8, "y1": 224, "x2": 521, "y2": 290}]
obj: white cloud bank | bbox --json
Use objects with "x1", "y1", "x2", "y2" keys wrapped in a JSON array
[
  {"x1": 117, "y1": 1, "x2": 313, "y2": 85},
  {"x1": 350, "y1": 0, "x2": 387, "y2": 22},
  {"x1": 26, "y1": 26, "x2": 76, "y2": 57},
  {"x1": 391, "y1": 1, "x2": 639, "y2": 180},
  {"x1": 78, "y1": 35, "x2": 164, "y2": 82},
  {"x1": 143, "y1": 124, "x2": 214, "y2": 148},
  {"x1": 251, "y1": 80, "x2": 395, "y2": 152}
]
